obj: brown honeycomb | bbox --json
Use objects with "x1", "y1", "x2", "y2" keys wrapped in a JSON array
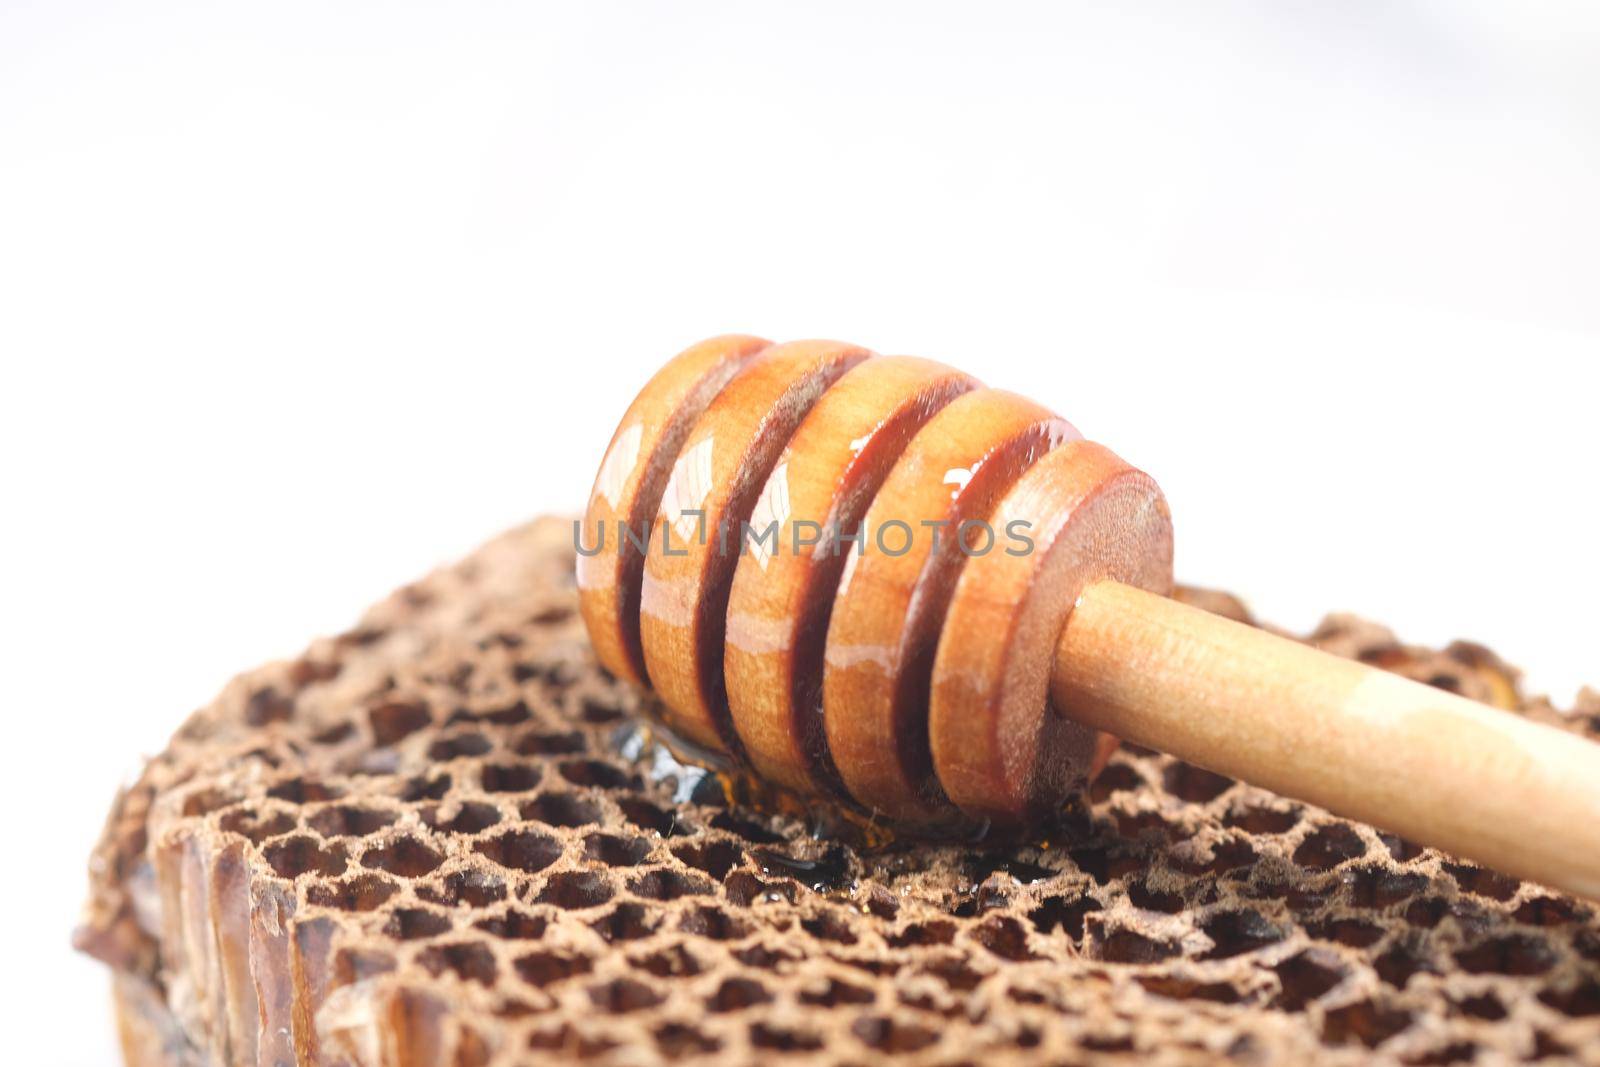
[{"x1": 78, "y1": 518, "x2": 1600, "y2": 1066}]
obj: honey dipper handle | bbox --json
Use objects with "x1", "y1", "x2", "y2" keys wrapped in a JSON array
[{"x1": 1051, "y1": 581, "x2": 1600, "y2": 901}]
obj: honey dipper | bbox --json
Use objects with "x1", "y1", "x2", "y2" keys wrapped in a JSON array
[{"x1": 576, "y1": 335, "x2": 1600, "y2": 900}]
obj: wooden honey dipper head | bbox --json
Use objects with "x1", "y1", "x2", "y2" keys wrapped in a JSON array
[{"x1": 580, "y1": 335, "x2": 1600, "y2": 900}]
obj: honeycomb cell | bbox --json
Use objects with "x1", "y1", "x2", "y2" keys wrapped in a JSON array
[
  {"x1": 514, "y1": 951, "x2": 593, "y2": 988},
  {"x1": 852, "y1": 1016, "x2": 938, "y2": 1054},
  {"x1": 677, "y1": 905, "x2": 750, "y2": 941},
  {"x1": 384, "y1": 907, "x2": 452, "y2": 941},
  {"x1": 800, "y1": 978, "x2": 875, "y2": 1008},
  {"x1": 423, "y1": 869, "x2": 507, "y2": 908},
  {"x1": 588, "y1": 977, "x2": 665, "y2": 1014},
  {"x1": 1293, "y1": 824, "x2": 1368, "y2": 871},
  {"x1": 536, "y1": 870, "x2": 614, "y2": 910},
  {"x1": 631, "y1": 943, "x2": 703, "y2": 978},
  {"x1": 473, "y1": 908, "x2": 546, "y2": 941},
  {"x1": 590, "y1": 902, "x2": 658, "y2": 942},
  {"x1": 628, "y1": 868, "x2": 713, "y2": 901},
  {"x1": 306, "y1": 873, "x2": 399, "y2": 912},
  {"x1": 309, "y1": 805, "x2": 399, "y2": 838},
  {"x1": 558, "y1": 759, "x2": 636, "y2": 790},
  {"x1": 474, "y1": 830, "x2": 561, "y2": 874},
  {"x1": 422, "y1": 801, "x2": 502, "y2": 836},
  {"x1": 708, "y1": 977, "x2": 772, "y2": 1012},
  {"x1": 361, "y1": 835, "x2": 445, "y2": 877},
  {"x1": 515, "y1": 729, "x2": 586, "y2": 756},
  {"x1": 582, "y1": 832, "x2": 653, "y2": 867},
  {"x1": 218, "y1": 806, "x2": 298, "y2": 844},
  {"x1": 417, "y1": 941, "x2": 499, "y2": 986},
  {"x1": 369, "y1": 701, "x2": 432, "y2": 746},
  {"x1": 428, "y1": 732, "x2": 493, "y2": 760},
  {"x1": 263, "y1": 835, "x2": 347, "y2": 879},
  {"x1": 480, "y1": 763, "x2": 543, "y2": 794},
  {"x1": 267, "y1": 778, "x2": 344, "y2": 804},
  {"x1": 670, "y1": 839, "x2": 744, "y2": 879},
  {"x1": 520, "y1": 792, "x2": 602, "y2": 828}
]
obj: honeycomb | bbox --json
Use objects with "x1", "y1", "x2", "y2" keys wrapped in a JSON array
[{"x1": 78, "y1": 518, "x2": 1600, "y2": 1066}]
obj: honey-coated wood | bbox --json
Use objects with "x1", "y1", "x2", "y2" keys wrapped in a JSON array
[
  {"x1": 639, "y1": 340, "x2": 870, "y2": 752},
  {"x1": 821, "y1": 389, "x2": 1077, "y2": 824},
  {"x1": 724, "y1": 356, "x2": 977, "y2": 794},
  {"x1": 584, "y1": 334, "x2": 1600, "y2": 901},
  {"x1": 929, "y1": 441, "x2": 1173, "y2": 822},
  {"x1": 578, "y1": 334, "x2": 770, "y2": 685}
]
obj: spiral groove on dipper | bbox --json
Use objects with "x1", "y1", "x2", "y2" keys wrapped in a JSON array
[{"x1": 578, "y1": 336, "x2": 1174, "y2": 828}]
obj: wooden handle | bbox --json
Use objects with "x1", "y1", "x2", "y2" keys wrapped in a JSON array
[{"x1": 1052, "y1": 580, "x2": 1600, "y2": 900}]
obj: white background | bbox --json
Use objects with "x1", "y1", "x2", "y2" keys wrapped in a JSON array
[{"x1": 4, "y1": 3, "x2": 1598, "y2": 1063}]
